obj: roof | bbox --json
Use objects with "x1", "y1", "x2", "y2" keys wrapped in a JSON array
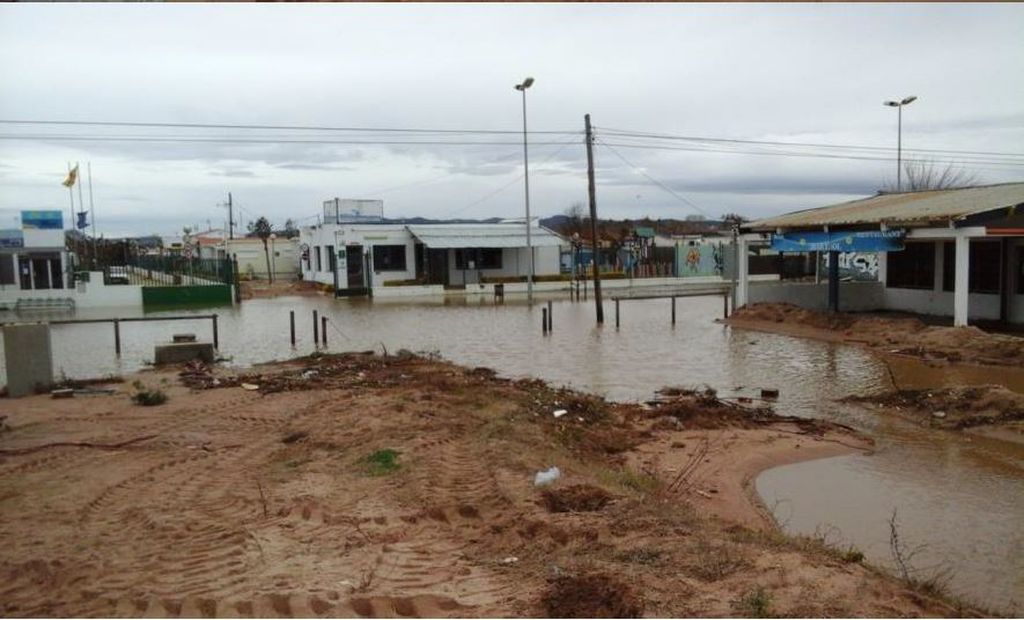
[
  {"x1": 746, "y1": 182, "x2": 1024, "y2": 231},
  {"x1": 407, "y1": 224, "x2": 564, "y2": 249}
]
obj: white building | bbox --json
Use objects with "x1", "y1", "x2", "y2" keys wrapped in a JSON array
[
  {"x1": 738, "y1": 183, "x2": 1024, "y2": 326},
  {"x1": 224, "y1": 237, "x2": 300, "y2": 280},
  {"x1": 300, "y1": 221, "x2": 564, "y2": 295}
]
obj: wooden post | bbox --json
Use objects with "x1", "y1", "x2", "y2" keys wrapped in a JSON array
[
  {"x1": 547, "y1": 300, "x2": 553, "y2": 331},
  {"x1": 290, "y1": 310, "x2": 296, "y2": 346},
  {"x1": 723, "y1": 292, "x2": 729, "y2": 319},
  {"x1": 113, "y1": 319, "x2": 121, "y2": 357},
  {"x1": 615, "y1": 299, "x2": 620, "y2": 328},
  {"x1": 212, "y1": 314, "x2": 219, "y2": 350},
  {"x1": 313, "y1": 309, "x2": 319, "y2": 346},
  {"x1": 671, "y1": 296, "x2": 676, "y2": 325},
  {"x1": 542, "y1": 308, "x2": 548, "y2": 334},
  {"x1": 321, "y1": 316, "x2": 327, "y2": 346},
  {"x1": 585, "y1": 114, "x2": 604, "y2": 324}
]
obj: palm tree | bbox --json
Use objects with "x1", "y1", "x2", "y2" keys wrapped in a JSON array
[{"x1": 249, "y1": 217, "x2": 274, "y2": 284}]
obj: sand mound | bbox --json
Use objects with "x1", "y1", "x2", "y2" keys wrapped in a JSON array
[
  {"x1": 541, "y1": 573, "x2": 644, "y2": 618},
  {"x1": 729, "y1": 303, "x2": 1024, "y2": 367},
  {"x1": 847, "y1": 384, "x2": 1024, "y2": 430}
]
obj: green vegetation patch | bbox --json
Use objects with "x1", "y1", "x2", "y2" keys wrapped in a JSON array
[{"x1": 361, "y1": 448, "x2": 401, "y2": 476}]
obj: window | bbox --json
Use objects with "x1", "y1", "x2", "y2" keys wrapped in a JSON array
[
  {"x1": 454, "y1": 248, "x2": 503, "y2": 270},
  {"x1": 942, "y1": 241, "x2": 1001, "y2": 294},
  {"x1": 372, "y1": 245, "x2": 407, "y2": 271},
  {"x1": 314, "y1": 246, "x2": 322, "y2": 271},
  {"x1": 325, "y1": 245, "x2": 336, "y2": 272},
  {"x1": 886, "y1": 242, "x2": 934, "y2": 289}
]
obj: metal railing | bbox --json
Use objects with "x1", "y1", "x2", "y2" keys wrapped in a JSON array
[{"x1": 103, "y1": 256, "x2": 234, "y2": 287}]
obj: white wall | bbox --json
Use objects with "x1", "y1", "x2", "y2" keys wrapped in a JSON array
[
  {"x1": 227, "y1": 238, "x2": 300, "y2": 280},
  {"x1": 445, "y1": 245, "x2": 561, "y2": 285},
  {"x1": 300, "y1": 224, "x2": 417, "y2": 287},
  {"x1": 0, "y1": 271, "x2": 142, "y2": 309}
]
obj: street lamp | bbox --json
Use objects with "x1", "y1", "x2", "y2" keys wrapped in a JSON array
[
  {"x1": 269, "y1": 233, "x2": 277, "y2": 284},
  {"x1": 884, "y1": 95, "x2": 917, "y2": 191},
  {"x1": 515, "y1": 76, "x2": 535, "y2": 301}
]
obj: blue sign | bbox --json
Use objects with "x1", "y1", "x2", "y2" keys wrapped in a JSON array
[
  {"x1": 21, "y1": 210, "x2": 64, "y2": 230},
  {"x1": 0, "y1": 229, "x2": 24, "y2": 249},
  {"x1": 771, "y1": 230, "x2": 905, "y2": 252}
]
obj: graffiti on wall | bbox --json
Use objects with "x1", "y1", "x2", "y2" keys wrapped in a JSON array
[
  {"x1": 823, "y1": 252, "x2": 879, "y2": 280},
  {"x1": 676, "y1": 243, "x2": 725, "y2": 278}
]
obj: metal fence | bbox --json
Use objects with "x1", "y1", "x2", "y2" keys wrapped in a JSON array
[{"x1": 103, "y1": 255, "x2": 234, "y2": 287}]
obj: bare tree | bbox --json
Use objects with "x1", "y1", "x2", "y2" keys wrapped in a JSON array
[
  {"x1": 885, "y1": 161, "x2": 980, "y2": 192},
  {"x1": 561, "y1": 202, "x2": 587, "y2": 237}
]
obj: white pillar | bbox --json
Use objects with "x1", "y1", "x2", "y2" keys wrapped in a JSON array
[
  {"x1": 737, "y1": 235, "x2": 750, "y2": 308},
  {"x1": 953, "y1": 234, "x2": 970, "y2": 327}
]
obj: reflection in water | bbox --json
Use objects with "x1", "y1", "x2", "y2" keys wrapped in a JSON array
[{"x1": 1, "y1": 295, "x2": 1022, "y2": 611}]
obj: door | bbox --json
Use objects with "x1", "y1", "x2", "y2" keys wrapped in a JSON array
[
  {"x1": 427, "y1": 248, "x2": 448, "y2": 286},
  {"x1": 18, "y1": 256, "x2": 31, "y2": 290},
  {"x1": 347, "y1": 244, "x2": 364, "y2": 289}
]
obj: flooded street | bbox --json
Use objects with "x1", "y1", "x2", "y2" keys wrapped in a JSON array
[{"x1": 2, "y1": 294, "x2": 1023, "y2": 613}]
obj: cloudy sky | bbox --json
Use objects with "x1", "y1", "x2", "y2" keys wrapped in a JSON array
[{"x1": 1, "y1": 3, "x2": 1023, "y2": 237}]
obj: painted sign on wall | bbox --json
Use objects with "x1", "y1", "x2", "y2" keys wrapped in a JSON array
[
  {"x1": 21, "y1": 210, "x2": 64, "y2": 230},
  {"x1": 675, "y1": 242, "x2": 725, "y2": 278},
  {"x1": 771, "y1": 230, "x2": 904, "y2": 252},
  {"x1": 0, "y1": 229, "x2": 25, "y2": 249}
]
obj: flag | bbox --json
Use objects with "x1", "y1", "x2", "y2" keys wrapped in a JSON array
[
  {"x1": 62, "y1": 164, "x2": 79, "y2": 188},
  {"x1": 76, "y1": 211, "x2": 89, "y2": 230}
]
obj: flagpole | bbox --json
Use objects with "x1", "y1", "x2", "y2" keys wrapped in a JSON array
[
  {"x1": 66, "y1": 161, "x2": 75, "y2": 233},
  {"x1": 88, "y1": 162, "x2": 97, "y2": 266},
  {"x1": 75, "y1": 161, "x2": 86, "y2": 266}
]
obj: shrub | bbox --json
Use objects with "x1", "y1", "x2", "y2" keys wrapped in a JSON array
[
  {"x1": 361, "y1": 449, "x2": 400, "y2": 475},
  {"x1": 132, "y1": 387, "x2": 168, "y2": 406}
]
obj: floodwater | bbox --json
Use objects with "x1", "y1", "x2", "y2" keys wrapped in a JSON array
[{"x1": 1, "y1": 294, "x2": 1022, "y2": 613}]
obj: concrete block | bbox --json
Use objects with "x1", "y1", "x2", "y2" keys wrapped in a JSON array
[
  {"x1": 172, "y1": 333, "x2": 197, "y2": 343},
  {"x1": 154, "y1": 341, "x2": 215, "y2": 366},
  {"x1": 3, "y1": 323, "x2": 54, "y2": 397}
]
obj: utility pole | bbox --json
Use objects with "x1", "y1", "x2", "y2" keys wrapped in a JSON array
[
  {"x1": 227, "y1": 192, "x2": 235, "y2": 240},
  {"x1": 585, "y1": 114, "x2": 604, "y2": 324}
]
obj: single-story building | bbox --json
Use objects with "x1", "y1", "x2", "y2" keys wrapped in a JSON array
[
  {"x1": 224, "y1": 237, "x2": 300, "y2": 281},
  {"x1": 300, "y1": 220, "x2": 564, "y2": 295},
  {"x1": 737, "y1": 182, "x2": 1024, "y2": 326}
]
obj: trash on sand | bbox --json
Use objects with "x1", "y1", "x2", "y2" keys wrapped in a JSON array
[
  {"x1": 933, "y1": 410, "x2": 947, "y2": 419},
  {"x1": 241, "y1": 383, "x2": 260, "y2": 391},
  {"x1": 552, "y1": 409, "x2": 568, "y2": 418},
  {"x1": 301, "y1": 370, "x2": 318, "y2": 379},
  {"x1": 760, "y1": 388, "x2": 780, "y2": 399},
  {"x1": 534, "y1": 466, "x2": 561, "y2": 487},
  {"x1": 501, "y1": 556, "x2": 519, "y2": 564}
]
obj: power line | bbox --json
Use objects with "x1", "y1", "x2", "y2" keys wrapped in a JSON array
[
  {"x1": 0, "y1": 134, "x2": 577, "y2": 147},
  {"x1": 598, "y1": 126, "x2": 1024, "y2": 160},
  {"x1": 0, "y1": 118, "x2": 579, "y2": 136},
  {"x1": 595, "y1": 138, "x2": 710, "y2": 218}
]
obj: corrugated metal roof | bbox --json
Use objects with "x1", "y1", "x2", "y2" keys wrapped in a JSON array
[
  {"x1": 747, "y1": 182, "x2": 1024, "y2": 231},
  {"x1": 407, "y1": 224, "x2": 565, "y2": 249}
]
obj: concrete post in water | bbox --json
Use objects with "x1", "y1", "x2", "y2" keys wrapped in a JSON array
[
  {"x1": 114, "y1": 319, "x2": 121, "y2": 357},
  {"x1": 546, "y1": 300, "x2": 553, "y2": 331},
  {"x1": 615, "y1": 299, "x2": 620, "y2": 329},
  {"x1": 313, "y1": 310, "x2": 319, "y2": 347},
  {"x1": 723, "y1": 292, "x2": 729, "y2": 319},
  {"x1": 3, "y1": 323, "x2": 54, "y2": 397},
  {"x1": 290, "y1": 311, "x2": 296, "y2": 346},
  {"x1": 671, "y1": 296, "x2": 676, "y2": 325},
  {"x1": 212, "y1": 314, "x2": 219, "y2": 350},
  {"x1": 542, "y1": 308, "x2": 548, "y2": 334},
  {"x1": 321, "y1": 316, "x2": 327, "y2": 347}
]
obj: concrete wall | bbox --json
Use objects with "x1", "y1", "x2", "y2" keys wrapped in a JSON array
[
  {"x1": 0, "y1": 271, "x2": 143, "y2": 309},
  {"x1": 747, "y1": 281, "x2": 886, "y2": 312},
  {"x1": 301, "y1": 224, "x2": 417, "y2": 287}
]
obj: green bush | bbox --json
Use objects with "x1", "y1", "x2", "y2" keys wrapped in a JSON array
[{"x1": 361, "y1": 449, "x2": 401, "y2": 475}]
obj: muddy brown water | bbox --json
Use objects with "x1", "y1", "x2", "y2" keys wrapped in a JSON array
[{"x1": 1, "y1": 294, "x2": 1022, "y2": 613}]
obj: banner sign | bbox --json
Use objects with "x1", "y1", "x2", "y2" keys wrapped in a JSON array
[
  {"x1": 0, "y1": 229, "x2": 24, "y2": 249},
  {"x1": 771, "y1": 230, "x2": 905, "y2": 252},
  {"x1": 21, "y1": 210, "x2": 64, "y2": 230}
]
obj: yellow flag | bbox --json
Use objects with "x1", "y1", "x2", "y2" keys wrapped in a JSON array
[{"x1": 62, "y1": 164, "x2": 79, "y2": 188}]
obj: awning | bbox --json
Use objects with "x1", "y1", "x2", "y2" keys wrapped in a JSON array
[{"x1": 406, "y1": 224, "x2": 564, "y2": 249}]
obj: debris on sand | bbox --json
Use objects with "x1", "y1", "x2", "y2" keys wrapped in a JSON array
[
  {"x1": 540, "y1": 484, "x2": 613, "y2": 513},
  {"x1": 534, "y1": 466, "x2": 562, "y2": 487},
  {"x1": 845, "y1": 385, "x2": 1024, "y2": 431},
  {"x1": 542, "y1": 572, "x2": 644, "y2": 618},
  {"x1": 727, "y1": 302, "x2": 1024, "y2": 368}
]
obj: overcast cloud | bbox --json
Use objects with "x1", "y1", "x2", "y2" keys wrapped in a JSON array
[{"x1": 1, "y1": 3, "x2": 1022, "y2": 237}]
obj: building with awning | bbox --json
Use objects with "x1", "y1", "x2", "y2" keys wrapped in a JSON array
[
  {"x1": 737, "y1": 182, "x2": 1024, "y2": 326},
  {"x1": 300, "y1": 218, "x2": 566, "y2": 295}
]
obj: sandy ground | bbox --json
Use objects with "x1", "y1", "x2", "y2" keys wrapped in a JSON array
[
  {"x1": 240, "y1": 279, "x2": 321, "y2": 299},
  {"x1": 0, "y1": 354, "x2": 973, "y2": 617},
  {"x1": 725, "y1": 302, "x2": 1024, "y2": 368}
]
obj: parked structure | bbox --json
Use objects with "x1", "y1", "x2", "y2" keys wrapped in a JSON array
[{"x1": 738, "y1": 183, "x2": 1024, "y2": 326}]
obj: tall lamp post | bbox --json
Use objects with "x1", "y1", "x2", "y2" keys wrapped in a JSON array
[
  {"x1": 515, "y1": 76, "x2": 535, "y2": 301},
  {"x1": 884, "y1": 95, "x2": 917, "y2": 191}
]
